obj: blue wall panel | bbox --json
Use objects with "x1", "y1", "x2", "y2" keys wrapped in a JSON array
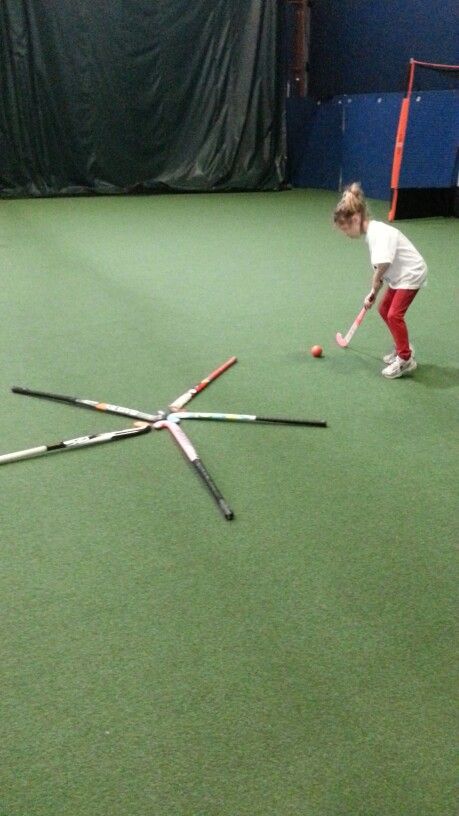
[
  {"x1": 287, "y1": 90, "x2": 458, "y2": 200},
  {"x1": 341, "y1": 94, "x2": 402, "y2": 200},
  {"x1": 286, "y1": 97, "x2": 316, "y2": 183},
  {"x1": 286, "y1": 98, "x2": 342, "y2": 190},
  {"x1": 309, "y1": 0, "x2": 458, "y2": 97},
  {"x1": 400, "y1": 91, "x2": 459, "y2": 187}
]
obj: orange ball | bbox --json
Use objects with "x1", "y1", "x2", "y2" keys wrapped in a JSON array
[{"x1": 311, "y1": 345, "x2": 323, "y2": 358}]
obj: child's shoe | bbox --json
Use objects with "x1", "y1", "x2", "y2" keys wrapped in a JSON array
[
  {"x1": 382, "y1": 344, "x2": 414, "y2": 364},
  {"x1": 382, "y1": 355, "x2": 417, "y2": 379}
]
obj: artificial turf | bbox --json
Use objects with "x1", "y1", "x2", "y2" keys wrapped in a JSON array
[{"x1": 0, "y1": 189, "x2": 457, "y2": 815}]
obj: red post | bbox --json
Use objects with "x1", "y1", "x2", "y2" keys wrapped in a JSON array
[{"x1": 287, "y1": 0, "x2": 307, "y2": 97}]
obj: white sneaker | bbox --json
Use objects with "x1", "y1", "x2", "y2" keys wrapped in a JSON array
[
  {"x1": 382, "y1": 355, "x2": 417, "y2": 379},
  {"x1": 383, "y1": 344, "x2": 414, "y2": 364}
]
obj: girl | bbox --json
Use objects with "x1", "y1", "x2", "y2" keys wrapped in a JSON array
[{"x1": 334, "y1": 183, "x2": 427, "y2": 379}]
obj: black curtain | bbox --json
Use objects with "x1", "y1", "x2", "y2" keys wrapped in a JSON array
[{"x1": 0, "y1": 0, "x2": 285, "y2": 197}]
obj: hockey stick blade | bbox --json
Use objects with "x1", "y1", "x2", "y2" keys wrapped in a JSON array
[{"x1": 335, "y1": 307, "x2": 367, "y2": 348}]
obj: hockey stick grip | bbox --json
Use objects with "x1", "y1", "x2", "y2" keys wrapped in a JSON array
[
  {"x1": 0, "y1": 445, "x2": 48, "y2": 464},
  {"x1": 154, "y1": 419, "x2": 234, "y2": 520},
  {"x1": 169, "y1": 356, "x2": 237, "y2": 411},
  {"x1": 12, "y1": 386, "x2": 164, "y2": 423},
  {"x1": 193, "y1": 459, "x2": 234, "y2": 520},
  {"x1": 12, "y1": 386, "x2": 77, "y2": 402},
  {"x1": 168, "y1": 411, "x2": 327, "y2": 427},
  {"x1": 255, "y1": 416, "x2": 327, "y2": 427}
]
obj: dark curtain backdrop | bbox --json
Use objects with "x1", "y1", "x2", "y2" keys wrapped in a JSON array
[{"x1": 0, "y1": 0, "x2": 285, "y2": 197}]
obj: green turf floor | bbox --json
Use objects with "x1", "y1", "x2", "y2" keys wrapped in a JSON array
[{"x1": 0, "y1": 189, "x2": 457, "y2": 816}]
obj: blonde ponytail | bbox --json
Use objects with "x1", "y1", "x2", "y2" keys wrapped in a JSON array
[{"x1": 334, "y1": 182, "x2": 369, "y2": 224}]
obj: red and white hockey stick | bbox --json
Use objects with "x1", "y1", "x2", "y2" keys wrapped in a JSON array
[
  {"x1": 168, "y1": 356, "x2": 237, "y2": 411},
  {"x1": 335, "y1": 307, "x2": 367, "y2": 348}
]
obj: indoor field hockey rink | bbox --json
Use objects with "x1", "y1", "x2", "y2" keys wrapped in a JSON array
[{"x1": 1, "y1": 188, "x2": 457, "y2": 816}]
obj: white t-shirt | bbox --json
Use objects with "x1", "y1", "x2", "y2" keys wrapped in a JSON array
[{"x1": 365, "y1": 220, "x2": 427, "y2": 289}]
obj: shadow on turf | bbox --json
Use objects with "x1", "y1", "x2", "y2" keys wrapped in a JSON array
[
  {"x1": 412, "y1": 364, "x2": 459, "y2": 390},
  {"x1": 290, "y1": 350, "x2": 459, "y2": 389},
  {"x1": 331, "y1": 355, "x2": 459, "y2": 388},
  {"x1": 289, "y1": 348, "x2": 381, "y2": 364},
  {"x1": 324, "y1": 350, "x2": 459, "y2": 388}
]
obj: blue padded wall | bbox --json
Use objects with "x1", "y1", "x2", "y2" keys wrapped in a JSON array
[
  {"x1": 287, "y1": 90, "x2": 458, "y2": 200},
  {"x1": 286, "y1": 97, "x2": 316, "y2": 183},
  {"x1": 341, "y1": 94, "x2": 402, "y2": 199},
  {"x1": 400, "y1": 91, "x2": 459, "y2": 187},
  {"x1": 286, "y1": 97, "x2": 342, "y2": 191},
  {"x1": 308, "y1": 0, "x2": 458, "y2": 97}
]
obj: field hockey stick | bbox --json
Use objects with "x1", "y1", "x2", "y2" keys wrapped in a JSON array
[
  {"x1": 166, "y1": 411, "x2": 328, "y2": 428},
  {"x1": 0, "y1": 423, "x2": 151, "y2": 465},
  {"x1": 168, "y1": 356, "x2": 237, "y2": 411},
  {"x1": 335, "y1": 307, "x2": 367, "y2": 348},
  {"x1": 11, "y1": 386, "x2": 165, "y2": 423},
  {"x1": 154, "y1": 419, "x2": 234, "y2": 520}
]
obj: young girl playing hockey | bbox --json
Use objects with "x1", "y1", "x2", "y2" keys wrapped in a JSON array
[{"x1": 334, "y1": 183, "x2": 427, "y2": 378}]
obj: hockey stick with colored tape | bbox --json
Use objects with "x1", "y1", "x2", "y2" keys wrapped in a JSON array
[
  {"x1": 0, "y1": 423, "x2": 151, "y2": 465},
  {"x1": 153, "y1": 419, "x2": 234, "y2": 520},
  {"x1": 166, "y1": 411, "x2": 327, "y2": 428},
  {"x1": 168, "y1": 356, "x2": 237, "y2": 412},
  {"x1": 11, "y1": 386, "x2": 165, "y2": 423},
  {"x1": 335, "y1": 307, "x2": 367, "y2": 348}
]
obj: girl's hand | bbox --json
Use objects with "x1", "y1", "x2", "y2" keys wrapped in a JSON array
[{"x1": 364, "y1": 291, "x2": 376, "y2": 310}]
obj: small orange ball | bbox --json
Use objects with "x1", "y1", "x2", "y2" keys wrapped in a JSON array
[{"x1": 311, "y1": 345, "x2": 323, "y2": 358}]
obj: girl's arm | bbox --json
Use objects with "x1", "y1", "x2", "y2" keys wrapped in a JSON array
[{"x1": 364, "y1": 263, "x2": 390, "y2": 308}]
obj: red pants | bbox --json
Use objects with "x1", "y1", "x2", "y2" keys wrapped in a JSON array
[{"x1": 378, "y1": 287, "x2": 418, "y2": 360}]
